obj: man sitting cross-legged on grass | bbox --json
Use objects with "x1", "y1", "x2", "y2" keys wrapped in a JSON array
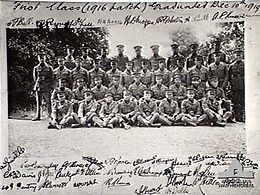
[
  {"x1": 116, "y1": 90, "x2": 140, "y2": 130},
  {"x1": 179, "y1": 87, "x2": 203, "y2": 126},
  {"x1": 158, "y1": 89, "x2": 181, "y2": 126},
  {"x1": 200, "y1": 87, "x2": 232, "y2": 127},
  {"x1": 99, "y1": 92, "x2": 119, "y2": 129},
  {"x1": 78, "y1": 89, "x2": 104, "y2": 128},
  {"x1": 137, "y1": 89, "x2": 162, "y2": 127},
  {"x1": 48, "y1": 91, "x2": 78, "y2": 130}
]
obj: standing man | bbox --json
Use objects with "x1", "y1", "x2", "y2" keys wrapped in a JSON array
[
  {"x1": 172, "y1": 57, "x2": 188, "y2": 86},
  {"x1": 53, "y1": 56, "x2": 71, "y2": 87},
  {"x1": 186, "y1": 43, "x2": 201, "y2": 70},
  {"x1": 114, "y1": 44, "x2": 129, "y2": 72},
  {"x1": 229, "y1": 49, "x2": 245, "y2": 122},
  {"x1": 140, "y1": 59, "x2": 153, "y2": 88},
  {"x1": 187, "y1": 56, "x2": 208, "y2": 88},
  {"x1": 107, "y1": 58, "x2": 122, "y2": 85},
  {"x1": 88, "y1": 58, "x2": 109, "y2": 88},
  {"x1": 208, "y1": 52, "x2": 229, "y2": 90},
  {"x1": 81, "y1": 46, "x2": 94, "y2": 71},
  {"x1": 207, "y1": 38, "x2": 227, "y2": 65},
  {"x1": 71, "y1": 56, "x2": 88, "y2": 89},
  {"x1": 167, "y1": 43, "x2": 185, "y2": 72},
  {"x1": 149, "y1": 45, "x2": 165, "y2": 72},
  {"x1": 121, "y1": 61, "x2": 135, "y2": 89},
  {"x1": 132, "y1": 45, "x2": 147, "y2": 72},
  {"x1": 32, "y1": 51, "x2": 54, "y2": 121},
  {"x1": 99, "y1": 47, "x2": 111, "y2": 72},
  {"x1": 64, "y1": 45, "x2": 76, "y2": 70}
]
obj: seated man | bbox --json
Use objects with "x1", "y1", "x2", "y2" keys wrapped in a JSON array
[
  {"x1": 71, "y1": 75, "x2": 88, "y2": 113},
  {"x1": 129, "y1": 72, "x2": 146, "y2": 100},
  {"x1": 158, "y1": 89, "x2": 180, "y2": 126},
  {"x1": 169, "y1": 74, "x2": 186, "y2": 106},
  {"x1": 78, "y1": 90, "x2": 104, "y2": 127},
  {"x1": 99, "y1": 92, "x2": 119, "y2": 129},
  {"x1": 200, "y1": 88, "x2": 232, "y2": 126},
  {"x1": 189, "y1": 74, "x2": 205, "y2": 101},
  {"x1": 109, "y1": 74, "x2": 125, "y2": 101},
  {"x1": 151, "y1": 74, "x2": 168, "y2": 100},
  {"x1": 117, "y1": 90, "x2": 140, "y2": 130},
  {"x1": 137, "y1": 89, "x2": 161, "y2": 127},
  {"x1": 51, "y1": 76, "x2": 72, "y2": 103},
  {"x1": 179, "y1": 87, "x2": 202, "y2": 126},
  {"x1": 91, "y1": 74, "x2": 108, "y2": 101},
  {"x1": 48, "y1": 91, "x2": 78, "y2": 130}
]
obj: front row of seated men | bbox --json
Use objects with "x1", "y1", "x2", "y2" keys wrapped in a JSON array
[{"x1": 48, "y1": 74, "x2": 233, "y2": 130}]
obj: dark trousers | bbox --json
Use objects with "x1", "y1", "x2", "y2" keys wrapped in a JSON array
[{"x1": 35, "y1": 91, "x2": 51, "y2": 118}]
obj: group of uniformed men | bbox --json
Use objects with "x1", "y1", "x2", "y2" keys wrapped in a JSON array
[{"x1": 32, "y1": 39, "x2": 245, "y2": 130}]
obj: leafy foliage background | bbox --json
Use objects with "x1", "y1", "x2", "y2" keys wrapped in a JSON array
[{"x1": 7, "y1": 27, "x2": 109, "y2": 116}]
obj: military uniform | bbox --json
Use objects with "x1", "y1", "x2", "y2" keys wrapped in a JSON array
[
  {"x1": 129, "y1": 82, "x2": 146, "y2": 100},
  {"x1": 88, "y1": 67, "x2": 108, "y2": 87},
  {"x1": 186, "y1": 44, "x2": 201, "y2": 70},
  {"x1": 154, "y1": 68, "x2": 171, "y2": 87},
  {"x1": 229, "y1": 50, "x2": 245, "y2": 122},
  {"x1": 100, "y1": 56, "x2": 111, "y2": 72},
  {"x1": 99, "y1": 93, "x2": 119, "y2": 128},
  {"x1": 109, "y1": 84, "x2": 125, "y2": 101},
  {"x1": 32, "y1": 54, "x2": 54, "y2": 120},
  {"x1": 151, "y1": 83, "x2": 168, "y2": 100},
  {"x1": 208, "y1": 51, "x2": 227, "y2": 65},
  {"x1": 71, "y1": 66, "x2": 88, "y2": 88},
  {"x1": 107, "y1": 68, "x2": 122, "y2": 84},
  {"x1": 51, "y1": 86, "x2": 72, "y2": 102},
  {"x1": 78, "y1": 90, "x2": 103, "y2": 127},
  {"x1": 158, "y1": 90, "x2": 180, "y2": 125},
  {"x1": 167, "y1": 43, "x2": 185, "y2": 71},
  {"x1": 71, "y1": 85, "x2": 88, "y2": 113},
  {"x1": 180, "y1": 90, "x2": 202, "y2": 126},
  {"x1": 80, "y1": 46, "x2": 94, "y2": 71},
  {"x1": 122, "y1": 68, "x2": 134, "y2": 89},
  {"x1": 169, "y1": 83, "x2": 187, "y2": 103},
  {"x1": 132, "y1": 46, "x2": 147, "y2": 72},
  {"x1": 200, "y1": 88, "x2": 232, "y2": 126},
  {"x1": 53, "y1": 66, "x2": 71, "y2": 87},
  {"x1": 64, "y1": 46, "x2": 76, "y2": 70},
  {"x1": 187, "y1": 60, "x2": 208, "y2": 88},
  {"x1": 137, "y1": 90, "x2": 161, "y2": 127},
  {"x1": 172, "y1": 68, "x2": 187, "y2": 86},
  {"x1": 91, "y1": 84, "x2": 108, "y2": 101},
  {"x1": 117, "y1": 96, "x2": 139, "y2": 126},
  {"x1": 207, "y1": 39, "x2": 227, "y2": 65},
  {"x1": 208, "y1": 61, "x2": 229, "y2": 89},
  {"x1": 114, "y1": 45, "x2": 129, "y2": 71},
  {"x1": 50, "y1": 98, "x2": 74, "y2": 128}
]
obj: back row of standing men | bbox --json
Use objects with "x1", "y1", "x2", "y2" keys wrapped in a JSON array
[{"x1": 32, "y1": 39, "x2": 245, "y2": 129}]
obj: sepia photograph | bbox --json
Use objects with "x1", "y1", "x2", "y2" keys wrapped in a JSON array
[
  {"x1": 7, "y1": 21, "x2": 245, "y2": 158},
  {"x1": 2, "y1": 1, "x2": 260, "y2": 194}
]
